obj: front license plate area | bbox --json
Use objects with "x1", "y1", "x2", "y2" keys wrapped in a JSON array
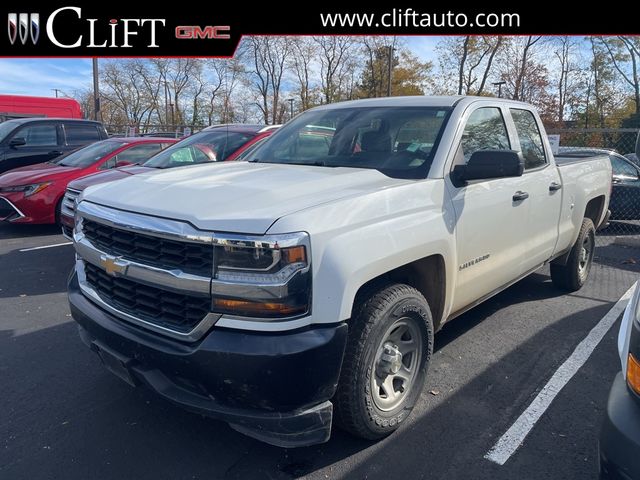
[{"x1": 94, "y1": 342, "x2": 137, "y2": 387}]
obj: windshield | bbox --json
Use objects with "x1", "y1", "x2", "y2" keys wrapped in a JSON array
[
  {"x1": 143, "y1": 130, "x2": 253, "y2": 168},
  {"x1": 0, "y1": 121, "x2": 20, "y2": 141},
  {"x1": 251, "y1": 106, "x2": 451, "y2": 179},
  {"x1": 56, "y1": 140, "x2": 126, "y2": 167}
]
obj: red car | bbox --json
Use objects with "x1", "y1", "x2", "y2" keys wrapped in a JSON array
[
  {"x1": 0, "y1": 137, "x2": 176, "y2": 226},
  {"x1": 60, "y1": 124, "x2": 278, "y2": 238}
]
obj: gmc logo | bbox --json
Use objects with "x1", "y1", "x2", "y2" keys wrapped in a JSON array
[{"x1": 175, "y1": 25, "x2": 230, "y2": 40}]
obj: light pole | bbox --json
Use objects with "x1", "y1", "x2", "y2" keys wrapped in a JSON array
[
  {"x1": 92, "y1": 58, "x2": 101, "y2": 121},
  {"x1": 387, "y1": 45, "x2": 396, "y2": 97},
  {"x1": 287, "y1": 98, "x2": 294, "y2": 119},
  {"x1": 492, "y1": 81, "x2": 506, "y2": 98}
]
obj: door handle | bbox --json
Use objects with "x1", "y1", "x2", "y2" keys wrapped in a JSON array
[
  {"x1": 512, "y1": 191, "x2": 529, "y2": 201},
  {"x1": 612, "y1": 178, "x2": 622, "y2": 184},
  {"x1": 549, "y1": 182, "x2": 562, "y2": 192},
  {"x1": 48, "y1": 150, "x2": 63, "y2": 156}
]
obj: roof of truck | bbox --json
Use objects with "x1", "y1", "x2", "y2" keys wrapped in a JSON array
[{"x1": 311, "y1": 95, "x2": 532, "y2": 110}]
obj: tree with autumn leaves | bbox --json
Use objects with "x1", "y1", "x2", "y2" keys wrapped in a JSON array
[{"x1": 80, "y1": 35, "x2": 640, "y2": 133}]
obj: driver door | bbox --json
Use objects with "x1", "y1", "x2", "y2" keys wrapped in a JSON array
[{"x1": 447, "y1": 106, "x2": 530, "y2": 313}]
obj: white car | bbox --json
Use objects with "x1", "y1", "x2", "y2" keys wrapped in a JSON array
[{"x1": 68, "y1": 96, "x2": 612, "y2": 447}]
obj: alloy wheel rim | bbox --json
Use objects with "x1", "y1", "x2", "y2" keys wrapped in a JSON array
[{"x1": 371, "y1": 317, "x2": 422, "y2": 412}]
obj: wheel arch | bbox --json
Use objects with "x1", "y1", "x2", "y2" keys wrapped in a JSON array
[{"x1": 350, "y1": 254, "x2": 447, "y2": 332}]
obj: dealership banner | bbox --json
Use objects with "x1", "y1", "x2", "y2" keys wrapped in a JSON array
[{"x1": 1, "y1": 4, "x2": 637, "y2": 57}]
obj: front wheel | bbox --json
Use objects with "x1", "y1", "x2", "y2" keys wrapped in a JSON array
[
  {"x1": 550, "y1": 218, "x2": 595, "y2": 291},
  {"x1": 334, "y1": 284, "x2": 433, "y2": 440}
]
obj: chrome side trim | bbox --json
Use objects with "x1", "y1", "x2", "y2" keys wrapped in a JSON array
[
  {"x1": 0, "y1": 196, "x2": 26, "y2": 221},
  {"x1": 76, "y1": 258, "x2": 220, "y2": 342},
  {"x1": 75, "y1": 237, "x2": 211, "y2": 296}
]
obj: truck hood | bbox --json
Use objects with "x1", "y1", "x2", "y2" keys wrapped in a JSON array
[
  {"x1": 0, "y1": 162, "x2": 78, "y2": 187},
  {"x1": 83, "y1": 161, "x2": 410, "y2": 234},
  {"x1": 69, "y1": 165, "x2": 150, "y2": 191}
]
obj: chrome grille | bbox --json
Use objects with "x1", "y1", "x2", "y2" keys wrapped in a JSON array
[
  {"x1": 61, "y1": 188, "x2": 81, "y2": 219},
  {"x1": 83, "y1": 262, "x2": 210, "y2": 333},
  {"x1": 82, "y1": 219, "x2": 213, "y2": 276}
]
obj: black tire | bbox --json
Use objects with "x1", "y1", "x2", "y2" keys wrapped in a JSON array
[
  {"x1": 334, "y1": 284, "x2": 434, "y2": 440},
  {"x1": 54, "y1": 197, "x2": 64, "y2": 227},
  {"x1": 550, "y1": 218, "x2": 595, "y2": 292}
]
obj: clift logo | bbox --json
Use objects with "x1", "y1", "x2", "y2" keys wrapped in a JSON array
[
  {"x1": 7, "y1": 6, "x2": 232, "y2": 49},
  {"x1": 8, "y1": 6, "x2": 166, "y2": 48},
  {"x1": 8, "y1": 13, "x2": 40, "y2": 45}
]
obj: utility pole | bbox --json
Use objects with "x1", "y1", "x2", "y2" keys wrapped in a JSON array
[
  {"x1": 287, "y1": 98, "x2": 294, "y2": 119},
  {"x1": 92, "y1": 58, "x2": 101, "y2": 121},
  {"x1": 387, "y1": 45, "x2": 395, "y2": 97},
  {"x1": 492, "y1": 81, "x2": 506, "y2": 98},
  {"x1": 52, "y1": 88, "x2": 60, "y2": 98}
]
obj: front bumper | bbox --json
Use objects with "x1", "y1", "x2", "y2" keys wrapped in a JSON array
[
  {"x1": 0, "y1": 192, "x2": 56, "y2": 224},
  {"x1": 68, "y1": 271, "x2": 347, "y2": 447},
  {"x1": 60, "y1": 211, "x2": 74, "y2": 239},
  {"x1": 599, "y1": 373, "x2": 640, "y2": 479}
]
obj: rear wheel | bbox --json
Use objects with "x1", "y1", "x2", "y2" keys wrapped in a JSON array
[
  {"x1": 550, "y1": 218, "x2": 595, "y2": 291},
  {"x1": 334, "y1": 284, "x2": 433, "y2": 440}
]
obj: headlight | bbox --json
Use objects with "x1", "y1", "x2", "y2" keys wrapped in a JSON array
[
  {"x1": 211, "y1": 232, "x2": 311, "y2": 319},
  {"x1": 0, "y1": 182, "x2": 52, "y2": 197}
]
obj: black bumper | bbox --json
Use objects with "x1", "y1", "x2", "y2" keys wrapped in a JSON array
[
  {"x1": 599, "y1": 373, "x2": 640, "y2": 479},
  {"x1": 68, "y1": 272, "x2": 348, "y2": 447}
]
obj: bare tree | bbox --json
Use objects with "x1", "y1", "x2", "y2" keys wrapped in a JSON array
[
  {"x1": 600, "y1": 36, "x2": 640, "y2": 114},
  {"x1": 245, "y1": 36, "x2": 291, "y2": 124},
  {"x1": 288, "y1": 37, "x2": 318, "y2": 111},
  {"x1": 314, "y1": 36, "x2": 358, "y2": 104},
  {"x1": 553, "y1": 37, "x2": 582, "y2": 123}
]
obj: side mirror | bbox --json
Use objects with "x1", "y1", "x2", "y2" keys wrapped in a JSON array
[
  {"x1": 452, "y1": 150, "x2": 524, "y2": 186},
  {"x1": 9, "y1": 137, "x2": 26, "y2": 147},
  {"x1": 115, "y1": 160, "x2": 133, "y2": 168}
]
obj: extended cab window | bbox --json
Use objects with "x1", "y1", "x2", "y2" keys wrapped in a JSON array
[
  {"x1": 459, "y1": 107, "x2": 510, "y2": 162},
  {"x1": 65, "y1": 124, "x2": 101, "y2": 145},
  {"x1": 510, "y1": 109, "x2": 547, "y2": 169}
]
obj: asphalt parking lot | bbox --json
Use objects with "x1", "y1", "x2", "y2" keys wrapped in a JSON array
[{"x1": 1, "y1": 223, "x2": 639, "y2": 480}]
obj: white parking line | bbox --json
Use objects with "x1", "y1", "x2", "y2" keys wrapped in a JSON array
[
  {"x1": 19, "y1": 242, "x2": 72, "y2": 252},
  {"x1": 484, "y1": 281, "x2": 637, "y2": 466}
]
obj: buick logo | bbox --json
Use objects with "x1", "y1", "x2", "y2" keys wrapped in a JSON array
[{"x1": 8, "y1": 13, "x2": 39, "y2": 45}]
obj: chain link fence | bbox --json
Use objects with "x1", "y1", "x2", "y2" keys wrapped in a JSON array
[{"x1": 547, "y1": 128, "x2": 640, "y2": 272}]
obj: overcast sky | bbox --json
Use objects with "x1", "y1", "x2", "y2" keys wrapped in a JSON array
[{"x1": 0, "y1": 37, "x2": 443, "y2": 98}]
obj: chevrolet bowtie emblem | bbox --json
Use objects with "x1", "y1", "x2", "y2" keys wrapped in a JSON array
[{"x1": 100, "y1": 254, "x2": 128, "y2": 276}]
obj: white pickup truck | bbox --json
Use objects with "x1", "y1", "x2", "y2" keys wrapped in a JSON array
[{"x1": 67, "y1": 96, "x2": 611, "y2": 447}]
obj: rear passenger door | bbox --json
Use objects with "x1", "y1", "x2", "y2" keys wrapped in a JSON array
[{"x1": 508, "y1": 108, "x2": 562, "y2": 270}]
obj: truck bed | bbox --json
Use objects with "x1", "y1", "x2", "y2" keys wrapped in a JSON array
[{"x1": 555, "y1": 153, "x2": 610, "y2": 166}]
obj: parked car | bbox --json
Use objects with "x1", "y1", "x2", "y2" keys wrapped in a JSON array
[
  {"x1": 599, "y1": 281, "x2": 640, "y2": 479},
  {"x1": 0, "y1": 137, "x2": 175, "y2": 225},
  {"x1": 67, "y1": 96, "x2": 611, "y2": 447},
  {"x1": 0, "y1": 94, "x2": 83, "y2": 121},
  {"x1": 560, "y1": 147, "x2": 640, "y2": 220},
  {"x1": 60, "y1": 124, "x2": 279, "y2": 238},
  {"x1": 600, "y1": 134, "x2": 640, "y2": 479},
  {"x1": 0, "y1": 118, "x2": 108, "y2": 174}
]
